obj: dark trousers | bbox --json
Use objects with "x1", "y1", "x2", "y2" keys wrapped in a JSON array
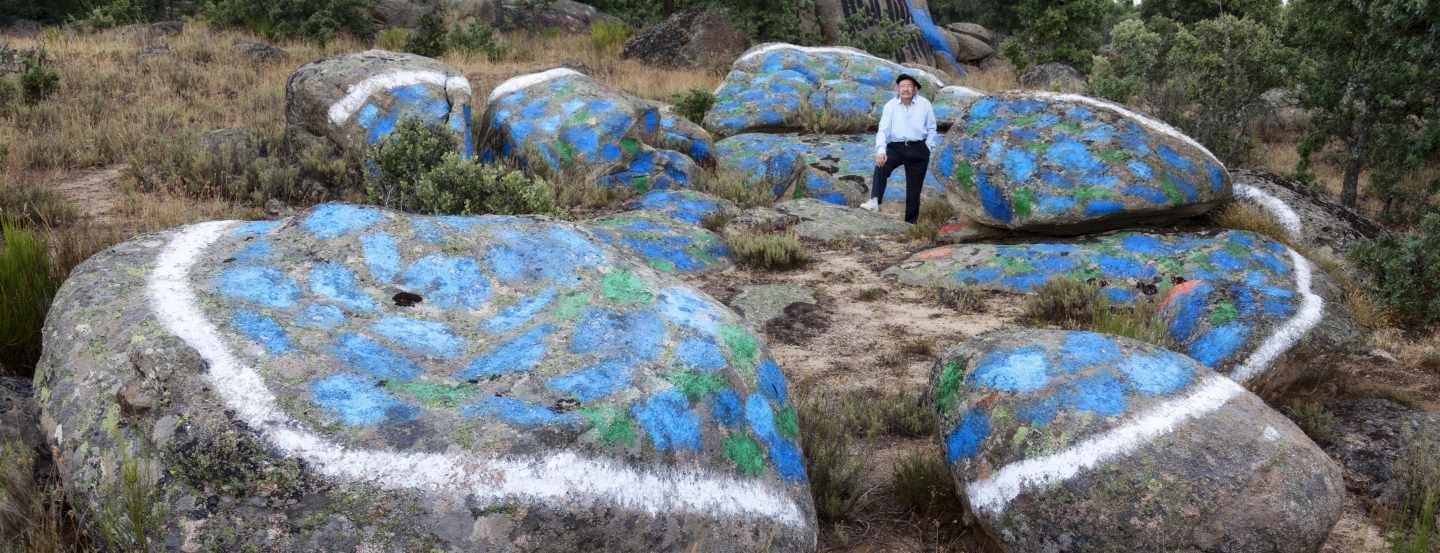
[{"x1": 872, "y1": 141, "x2": 929, "y2": 223}]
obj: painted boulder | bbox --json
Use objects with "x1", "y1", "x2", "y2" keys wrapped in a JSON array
[
  {"x1": 626, "y1": 189, "x2": 738, "y2": 226},
  {"x1": 589, "y1": 210, "x2": 732, "y2": 274},
  {"x1": 812, "y1": 0, "x2": 969, "y2": 76},
  {"x1": 888, "y1": 229, "x2": 1363, "y2": 384},
  {"x1": 716, "y1": 133, "x2": 948, "y2": 207},
  {"x1": 285, "y1": 50, "x2": 474, "y2": 163},
  {"x1": 932, "y1": 91, "x2": 1231, "y2": 232},
  {"x1": 931, "y1": 328, "x2": 1344, "y2": 553},
  {"x1": 704, "y1": 43, "x2": 964, "y2": 137},
  {"x1": 480, "y1": 68, "x2": 704, "y2": 192},
  {"x1": 36, "y1": 203, "x2": 815, "y2": 552}
]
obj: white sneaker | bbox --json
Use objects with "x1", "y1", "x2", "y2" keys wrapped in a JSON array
[{"x1": 860, "y1": 198, "x2": 879, "y2": 211}]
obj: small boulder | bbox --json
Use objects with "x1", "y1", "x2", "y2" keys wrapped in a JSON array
[
  {"x1": 37, "y1": 204, "x2": 816, "y2": 551},
  {"x1": 480, "y1": 68, "x2": 703, "y2": 191},
  {"x1": 1019, "y1": 62, "x2": 1088, "y2": 93},
  {"x1": 626, "y1": 189, "x2": 738, "y2": 226},
  {"x1": 947, "y1": 30, "x2": 994, "y2": 62},
  {"x1": 285, "y1": 50, "x2": 474, "y2": 167},
  {"x1": 233, "y1": 39, "x2": 285, "y2": 64},
  {"x1": 774, "y1": 198, "x2": 910, "y2": 242},
  {"x1": 727, "y1": 206, "x2": 802, "y2": 234},
  {"x1": 932, "y1": 328, "x2": 1344, "y2": 553},
  {"x1": 492, "y1": 0, "x2": 622, "y2": 33},
  {"x1": 622, "y1": 8, "x2": 749, "y2": 70},
  {"x1": 945, "y1": 22, "x2": 995, "y2": 45},
  {"x1": 931, "y1": 91, "x2": 1231, "y2": 232},
  {"x1": 589, "y1": 210, "x2": 732, "y2": 274}
]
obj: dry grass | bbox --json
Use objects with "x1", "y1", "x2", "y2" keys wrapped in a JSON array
[
  {"x1": 1212, "y1": 201, "x2": 1291, "y2": 243},
  {"x1": 956, "y1": 61, "x2": 1018, "y2": 92},
  {"x1": 457, "y1": 32, "x2": 720, "y2": 103},
  {"x1": 1, "y1": 442, "x2": 90, "y2": 553}
]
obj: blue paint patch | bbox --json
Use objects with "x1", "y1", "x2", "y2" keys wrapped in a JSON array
[
  {"x1": 745, "y1": 393, "x2": 806, "y2": 482},
  {"x1": 954, "y1": 266, "x2": 1004, "y2": 284},
  {"x1": 231, "y1": 308, "x2": 291, "y2": 354},
  {"x1": 676, "y1": 336, "x2": 727, "y2": 372},
  {"x1": 302, "y1": 203, "x2": 383, "y2": 240},
  {"x1": 310, "y1": 262, "x2": 376, "y2": 311},
  {"x1": 462, "y1": 397, "x2": 580, "y2": 426},
  {"x1": 1156, "y1": 144, "x2": 1195, "y2": 172},
  {"x1": 546, "y1": 357, "x2": 635, "y2": 401},
  {"x1": 1065, "y1": 373, "x2": 1129, "y2": 416},
  {"x1": 1018, "y1": 395, "x2": 1061, "y2": 427},
  {"x1": 945, "y1": 408, "x2": 991, "y2": 463},
  {"x1": 1003, "y1": 147, "x2": 1038, "y2": 182},
  {"x1": 234, "y1": 240, "x2": 273, "y2": 262},
  {"x1": 1208, "y1": 162, "x2": 1226, "y2": 193},
  {"x1": 370, "y1": 316, "x2": 463, "y2": 359},
  {"x1": 1123, "y1": 185, "x2": 1170, "y2": 204},
  {"x1": 1120, "y1": 234, "x2": 1171, "y2": 256},
  {"x1": 711, "y1": 390, "x2": 743, "y2": 428},
  {"x1": 360, "y1": 232, "x2": 401, "y2": 283},
  {"x1": 214, "y1": 266, "x2": 301, "y2": 309},
  {"x1": 487, "y1": 228, "x2": 606, "y2": 285},
  {"x1": 976, "y1": 172, "x2": 1012, "y2": 223},
  {"x1": 297, "y1": 304, "x2": 345, "y2": 329},
  {"x1": 656, "y1": 287, "x2": 728, "y2": 336},
  {"x1": 400, "y1": 254, "x2": 491, "y2": 309},
  {"x1": 1209, "y1": 250, "x2": 1246, "y2": 272},
  {"x1": 1096, "y1": 255, "x2": 1157, "y2": 279},
  {"x1": 1126, "y1": 159, "x2": 1154, "y2": 180},
  {"x1": 332, "y1": 333, "x2": 422, "y2": 381},
  {"x1": 457, "y1": 324, "x2": 552, "y2": 380},
  {"x1": 1103, "y1": 286, "x2": 1137, "y2": 303},
  {"x1": 971, "y1": 346, "x2": 1050, "y2": 392},
  {"x1": 233, "y1": 220, "x2": 280, "y2": 237},
  {"x1": 631, "y1": 389, "x2": 702, "y2": 452},
  {"x1": 1002, "y1": 273, "x2": 1048, "y2": 292},
  {"x1": 1167, "y1": 282, "x2": 1214, "y2": 342},
  {"x1": 311, "y1": 373, "x2": 416, "y2": 426},
  {"x1": 757, "y1": 358, "x2": 788, "y2": 405},
  {"x1": 1046, "y1": 137, "x2": 1102, "y2": 173},
  {"x1": 1037, "y1": 195, "x2": 1077, "y2": 215},
  {"x1": 1083, "y1": 200, "x2": 1127, "y2": 217},
  {"x1": 1188, "y1": 322, "x2": 1251, "y2": 368},
  {"x1": 484, "y1": 288, "x2": 558, "y2": 333},
  {"x1": 1118, "y1": 351, "x2": 1194, "y2": 396},
  {"x1": 569, "y1": 308, "x2": 666, "y2": 361},
  {"x1": 1059, "y1": 331, "x2": 1121, "y2": 373}
]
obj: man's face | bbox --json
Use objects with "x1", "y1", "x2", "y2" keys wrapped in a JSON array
[{"x1": 896, "y1": 79, "x2": 917, "y2": 99}]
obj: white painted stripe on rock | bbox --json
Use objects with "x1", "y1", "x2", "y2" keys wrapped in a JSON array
[
  {"x1": 487, "y1": 68, "x2": 582, "y2": 102},
  {"x1": 965, "y1": 374, "x2": 1244, "y2": 517},
  {"x1": 327, "y1": 70, "x2": 473, "y2": 125},
  {"x1": 729, "y1": 43, "x2": 947, "y2": 87},
  {"x1": 1229, "y1": 248, "x2": 1324, "y2": 383},
  {"x1": 1234, "y1": 183, "x2": 1303, "y2": 242},
  {"x1": 1028, "y1": 91, "x2": 1222, "y2": 167},
  {"x1": 147, "y1": 222, "x2": 809, "y2": 530}
]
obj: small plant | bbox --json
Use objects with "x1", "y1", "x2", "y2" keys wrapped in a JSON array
[
  {"x1": 799, "y1": 393, "x2": 866, "y2": 523},
  {"x1": 905, "y1": 198, "x2": 956, "y2": 242},
  {"x1": 854, "y1": 287, "x2": 887, "y2": 302},
  {"x1": 669, "y1": 89, "x2": 715, "y2": 124},
  {"x1": 1351, "y1": 212, "x2": 1440, "y2": 329},
  {"x1": 935, "y1": 286, "x2": 985, "y2": 313},
  {"x1": 891, "y1": 451, "x2": 963, "y2": 521},
  {"x1": 368, "y1": 116, "x2": 458, "y2": 209},
  {"x1": 1283, "y1": 401, "x2": 1337, "y2": 445},
  {"x1": 377, "y1": 27, "x2": 411, "y2": 51},
  {"x1": 0, "y1": 78, "x2": 19, "y2": 113},
  {"x1": 1091, "y1": 294, "x2": 1168, "y2": 347},
  {"x1": 0, "y1": 219, "x2": 59, "y2": 375},
  {"x1": 1390, "y1": 439, "x2": 1440, "y2": 553},
  {"x1": 448, "y1": 20, "x2": 508, "y2": 61},
  {"x1": 694, "y1": 171, "x2": 775, "y2": 209},
  {"x1": 414, "y1": 153, "x2": 556, "y2": 216},
  {"x1": 1211, "y1": 201, "x2": 1290, "y2": 245},
  {"x1": 19, "y1": 50, "x2": 59, "y2": 105},
  {"x1": 590, "y1": 20, "x2": 630, "y2": 55},
  {"x1": 1020, "y1": 278, "x2": 1102, "y2": 326},
  {"x1": 406, "y1": 9, "x2": 448, "y2": 58},
  {"x1": 725, "y1": 231, "x2": 809, "y2": 270},
  {"x1": 95, "y1": 444, "x2": 165, "y2": 552},
  {"x1": 699, "y1": 211, "x2": 732, "y2": 233},
  {"x1": 0, "y1": 182, "x2": 78, "y2": 228}
]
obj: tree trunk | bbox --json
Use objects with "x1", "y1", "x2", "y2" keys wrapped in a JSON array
[{"x1": 1340, "y1": 110, "x2": 1374, "y2": 209}]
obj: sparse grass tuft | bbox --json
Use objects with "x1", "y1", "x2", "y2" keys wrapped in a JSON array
[
  {"x1": 694, "y1": 170, "x2": 776, "y2": 209},
  {"x1": 799, "y1": 392, "x2": 866, "y2": 523},
  {"x1": 891, "y1": 450, "x2": 964, "y2": 522},
  {"x1": 905, "y1": 198, "x2": 956, "y2": 242},
  {"x1": 376, "y1": 28, "x2": 410, "y2": 51},
  {"x1": 0, "y1": 219, "x2": 59, "y2": 375},
  {"x1": 699, "y1": 211, "x2": 732, "y2": 233},
  {"x1": 589, "y1": 21, "x2": 630, "y2": 56},
  {"x1": 669, "y1": 88, "x2": 715, "y2": 124},
  {"x1": 1021, "y1": 279, "x2": 1169, "y2": 347},
  {"x1": 1390, "y1": 438, "x2": 1440, "y2": 553},
  {"x1": 935, "y1": 286, "x2": 986, "y2": 313},
  {"x1": 725, "y1": 231, "x2": 809, "y2": 270},
  {"x1": 796, "y1": 102, "x2": 873, "y2": 134},
  {"x1": 1212, "y1": 201, "x2": 1291, "y2": 243},
  {"x1": 1, "y1": 440, "x2": 89, "y2": 553},
  {"x1": 854, "y1": 287, "x2": 887, "y2": 302},
  {"x1": 0, "y1": 182, "x2": 77, "y2": 228},
  {"x1": 1283, "y1": 400, "x2": 1337, "y2": 446}
]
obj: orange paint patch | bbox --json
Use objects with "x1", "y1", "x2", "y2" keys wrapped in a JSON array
[
  {"x1": 1160, "y1": 280, "x2": 1205, "y2": 310},
  {"x1": 916, "y1": 246, "x2": 959, "y2": 260},
  {"x1": 937, "y1": 223, "x2": 969, "y2": 234}
]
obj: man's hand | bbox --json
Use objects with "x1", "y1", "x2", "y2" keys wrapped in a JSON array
[{"x1": 875, "y1": 152, "x2": 887, "y2": 167}]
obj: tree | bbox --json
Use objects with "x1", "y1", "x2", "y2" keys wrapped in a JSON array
[
  {"x1": 1164, "y1": 14, "x2": 1292, "y2": 162},
  {"x1": 1286, "y1": 0, "x2": 1440, "y2": 210},
  {"x1": 1000, "y1": 0, "x2": 1112, "y2": 73},
  {"x1": 1139, "y1": 0, "x2": 1282, "y2": 26}
]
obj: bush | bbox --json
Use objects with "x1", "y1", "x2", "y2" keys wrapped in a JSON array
[
  {"x1": 590, "y1": 20, "x2": 630, "y2": 55},
  {"x1": 724, "y1": 231, "x2": 809, "y2": 270},
  {"x1": 670, "y1": 89, "x2": 714, "y2": 125},
  {"x1": 1163, "y1": 15, "x2": 1291, "y2": 163},
  {"x1": 203, "y1": 0, "x2": 375, "y2": 44},
  {"x1": 904, "y1": 198, "x2": 955, "y2": 242},
  {"x1": 405, "y1": 9, "x2": 447, "y2": 58},
  {"x1": 891, "y1": 451, "x2": 964, "y2": 522},
  {"x1": 367, "y1": 117, "x2": 457, "y2": 209},
  {"x1": 1000, "y1": 0, "x2": 1111, "y2": 73},
  {"x1": 0, "y1": 219, "x2": 59, "y2": 375},
  {"x1": 414, "y1": 153, "x2": 556, "y2": 216},
  {"x1": 1351, "y1": 212, "x2": 1440, "y2": 329},
  {"x1": 19, "y1": 51, "x2": 59, "y2": 105},
  {"x1": 448, "y1": 20, "x2": 507, "y2": 61},
  {"x1": 0, "y1": 78, "x2": 16, "y2": 113},
  {"x1": 0, "y1": 182, "x2": 77, "y2": 228},
  {"x1": 839, "y1": 14, "x2": 919, "y2": 61},
  {"x1": 799, "y1": 392, "x2": 866, "y2": 523},
  {"x1": 1020, "y1": 279, "x2": 1168, "y2": 346},
  {"x1": 1391, "y1": 439, "x2": 1440, "y2": 553},
  {"x1": 376, "y1": 27, "x2": 410, "y2": 51},
  {"x1": 935, "y1": 286, "x2": 985, "y2": 313}
]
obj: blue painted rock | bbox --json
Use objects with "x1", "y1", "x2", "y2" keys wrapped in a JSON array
[
  {"x1": 626, "y1": 189, "x2": 739, "y2": 226},
  {"x1": 285, "y1": 50, "x2": 474, "y2": 162},
  {"x1": 703, "y1": 43, "x2": 963, "y2": 137},
  {"x1": 812, "y1": 0, "x2": 969, "y2": 76},
  {"x1": 931, "y1": 328, "x2": 1343, "y2": 553},
  {"x1": 716, "y1": 133, "x2": 948, "y2": 206},
  {"x1": 480, "y1": 68, "x2": 704, "y2": 193},
  {"x1": 35, "y1": 203, "x2": 815, "y2": 551},
  {"x1": 885, "y1": 230, "x2": 1341, "y2": 380},
  {"x1": 931, "y1": 91, "x2": 1232, "y2": 232},
  {"x1": 589, "y1": 210, "x2": 732, "y2": 274}
]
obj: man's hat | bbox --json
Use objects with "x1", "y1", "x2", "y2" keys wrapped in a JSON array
[{"x1": 895, "y1": 73, "x2": 921, "y2": 89}]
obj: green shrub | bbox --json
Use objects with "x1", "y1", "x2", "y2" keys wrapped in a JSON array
[
  {"x1": 367, "y1": 116, "x2": 456, "y2": 209},
  {"x1": 0, "y1": 219, "x2": 59, "y2": 375},
  {"x1": 590, "y1": 20, "x2": 630, "y2": 54},
  {"x1": 376, "y1": 27, "x2": 410, "y2": 51},
  {"x1": 1391, "y1": 439, "x2": 1440, "y2": 553},
  {"x1": 0, "y1": 78, "x2": 17, "y2": 113},
  {"x1": 1283, "y1": 401, "x2": 1336, "y2": 445},
  {"x1": 1163, "y1": 14, "x2": 1291, "y2": 163},
  {"x1": 405, "y1": 9, "x2": 447, "y2": 58},
  {"x1": 695, "y1": 170, "x2": 775, "y2": 209},
  {"x1": 0, "y1": 182, "x2": 78, "y2": 227},
  {"x1": 448, "y1": 20, "x2": 507, "y2": 61},
  {"x1": 725, "y1": 231, "x2": 809, "y2": 270},
  {"x1": 1351, "y1": 212, "x2": 1440, "y2": 329},
  {"x1": 935, "y1": 286, "x2": 985, "y2": 313},
  {"x1": 19, "y1": 51, "x2": 59, "y2": 105},
  {"x1": 839, "y1": 14, "x2": 919, "y2": 61},
  {"x1": 75, "y1": 0, "x2": 150, "y2": 28},
  {"x1": 904, "y1": 198, "x2": 955, "y2": 242},
  {"x1": 891, "y1": 451, "x2": 963, "y2": 521},
  {"x1": 414, "y1": 153, "x2": 556, "y2": 216},
  {"x1": 204, "y1": 0, "x2": 375, "y2": 44},
  {"x1": 799, "y1": 392, "x2": 866, "y2": 523},
  {"x1": 670, "y1": 89, "x2": 714, "y2": 125},
  {"x1": 1000, "y1": 0, "x2": 1111, "y2": 73}
]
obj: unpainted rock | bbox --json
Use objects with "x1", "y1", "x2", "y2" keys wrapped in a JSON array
[
  {"x1": 622, "y1": 8, "x2": 749, "y2": 70},
  {"x1": 37, "y1": 203, "x2": 816, "y2": 552},
  {"x1": 773, "y1": 198, "x2": 910, "y2": 242},
  {"x1": 1018, "y1": 62, "x2": 1087, "y2": 93},
  {"x1": 1231, "y1": 168, "x2": 1387, "y2": 260},
  {"x1": 1, "y1": 376, "x2": 42, "y2": 459},
  {"x1": 233, "y1": 39, "x2": 285, "y2": 64},
  {"x1": 729, "y1": 285, "x2": 818, "y2": 329},
  {"x1": 1323, "y1": 398, "x2": 1440, "y2": 512},
  {"x1": 932, "y1": 328, "x2": 1344, "y2": 553}
]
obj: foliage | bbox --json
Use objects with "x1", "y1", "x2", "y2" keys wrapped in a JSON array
[
  {"x1": 1283, "y1": 401, "x2": 1336, "y2": 445},
  {"x1": 367, "y1": 117, "x2": 456, "y2": 210},
  {"x1": 1000, "y1": 0, "x2": 1112, "y2": 74},
  {"x1": 0, "y1": 181, "x2": 77, "y2": 228},
  {"x1": 799, "y1": 392, "x2": 866, "y2": 523},
  {"x1": 838, "y1": 14, "x2": 919, "y2": 61},
  {"x1": 1089, "y1": 18, "x2": 1165, "y2": 104},
  {"x1": 1020, "y1": 279, "x2": 1168, "y2": 347},
  {"x1": 904, "y1": 198, "x2": 955, "y2": 242},
  {"x1": 0, "y1": 0, "x2": 89, "y2": 22},
  {"x1": 447, "y1": 20, "x2": 508, "y2": 61},
  {"x1": 589, "y1": 20, "x2": 630, "y2": 55},
  {"x1": 19, "y1": 50, "x2": 59, "y2": 105},
  {"x1": 413, "y1": 153, "x2": 557, "y2": 216},
  {"x1": 203, "y1": 0, "x2": 375, "y2": 45},
  {"x1": 0, "y1": 78, "x2": 16, "y2": 113},
  {"x1": 404, "y1": 8, "x2": 447, "y2": 58},
  {"x1": 1286, "y1": 0, "x2": 1440, "y2": 211},
  {"x1": 1350, "y1": 212, "x2": 1440, "y2": 329},
  {"x1": 725, "y1": 231, "x2": 808, "y2": 270},
  {"x1": 376, "y1": 27, "x2": 409, "y2": 51},
  {"x1": 927, "y1": 0, "x2": 1023, "y2": 34},
  {"x1": 1139, "y1": 0, "x2": 1282, "y2": 26},
  {"x1": 891, "y1": 452, "x2": 964, "y2": 521},
  {"x1": 0, "y1": 219, "x2": 59, "y2": 374},
  {"x1": 1390, "y1": 439, "x2": 1440, "y2": 553},
  {"x1": 695, "y1": 170, "x2": 774, "y2": 209},
  {"x1": 669, "y1": 88, "x2": 714, "y2": 124},
  {"x1": 588, "y1": 0, "x2": 821, "y2": 44},
  {"x1": 935, "y1": 286, "x2": 985, "y2": 313}
]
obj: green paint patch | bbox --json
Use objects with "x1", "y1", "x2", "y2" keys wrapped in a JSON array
[
  {"x1": 647, "y1": 258, "x2": 676, "y2": 273},
  {"x1": 954, "y1": 160, "x2": 975, "y2": 190},
  {"x1": 1160, "y1": 177, "x2": 1185, "y2": 204},
  {"x1": 1098, "y1": 148, "x2": 1128, "y2": 162},
  {"x1": 602, "y1": 270, "x2": 654, "y2": 305},
  {"x1": 934, "y1": 359, "x2": 965, "y2": 412},
  {"x1": 996, "y1": 254, "x2": 1036, "y2": 275},
  {"x1": 667, "y1": 370, "x2": 728, "y2": 399},
  {"x1": 554, "y1": 292, "x2": 591, "y2": 319},
  {"x1": 724, "y1": 434, "x2": 765, "y2": 476},
  {"x1": 720, "y1": 324, "x2": 758, "y2": 372},
  {"x1": 965, "y1": 117, "x2": 993, "y2": 134},
  {"x1": 632, "y1": 175, "x2": 649, "y2": 192},
  {"x1": 1012, "y1": 114, "x2": 1039, "y2": 126},
  {"x1": 1066, "y1": 266, "x2": 1103, "y2": 281},
  {"x1": 776, "y1": 407, "x2": 799, "y2": 440},
  {"x1": 1024, "y1": 140, "x2": 1047, "y2": 153},
  {"x1": 1075, "y1": 186, "x2": 1115, "y2": 202},
  {"x1": 579, "y1": 407, "x2": 637, "y2": 447},
  {"x1": 1013, "y1": 188, "x2": 1035, "y2": 218},
  {"x1": 1209, "y1": 302, "x2": 1238, "y2": 324},
  {"x1": 1055, "y1": 122, "x2": 1083, "y2": 133},
  {"x1": 1157, "y1": 257, "x2": 1184, "y2": 276},
  {"x1": 620, "y1": 137, "x2": 640, "y2": 156},
  {"x1": 1224, "y1": 242, "x2": 1248, "y2": 256},
  {"x1": 556, "y1": 141, "x2": 574, "y2": 164},
  {"x1": 384, "y1": 381, "x2": 479, "y2": 408},
  {"x1": 1011, "y1": 426, "x2": 1030, "y2": 447}
]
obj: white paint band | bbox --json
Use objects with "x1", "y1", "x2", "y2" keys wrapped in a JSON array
[
  {"x1": 1234, "y1": 183, "x2": 1303, "y2": 242},
  {"x1": 147, "y1": 222, "x2": 810, "y2": 530},
  {"x1": 487, "y1": 68, "x2": 582, "y2": 102},
  {"x1": 327, "y1": 70, "x2": 473, "y2": 126},
  {"x1": 965, "y1": 374, "x2": 1244, "y2": 517},
  {"x1": 1229, "y1": 248, "x2": 1324, "y2": 383},
  {"x1": 1029, "y1": 91, "x2": 1223, "y2": 168}
]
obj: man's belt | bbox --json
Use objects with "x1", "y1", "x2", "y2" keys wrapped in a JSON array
[{"x1": 889, "y1": 140, "x2": 926, "y2": 145}]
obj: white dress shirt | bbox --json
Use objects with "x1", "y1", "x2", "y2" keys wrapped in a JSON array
[{"x1": 874, "y1": 95, "x2": 939, "y2": 155}]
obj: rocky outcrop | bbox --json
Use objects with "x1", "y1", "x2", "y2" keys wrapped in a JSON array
[
  {"x1": 1019, "y1": 62, "x2": 1087, "y2": 93},
  {"x1": 622, "y1": 8, "x2": 749, "y2": 70},
  {"x1": 1231, "y1": 168, "x2": 1388, "y2": 260}
]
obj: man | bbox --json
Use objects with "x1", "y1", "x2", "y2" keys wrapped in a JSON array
[{"x1": 864, "y1": 73, "x2": 938, "y2": 224}]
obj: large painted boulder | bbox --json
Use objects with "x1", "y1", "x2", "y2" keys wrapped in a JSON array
[
  {"x1": 931, "y1": 329, "x2": 1344, "y2": 553},
  {"x1": 36, "y1": 204, "x2": 815, "y2": 551},
  {"x1": 884, "y1": 230, "x2": 1349, "y2": 382},
  {"x1": 704, "y1": 43, "x2": 981, "y2": 137},
  {"x1": 932, "y1": 91, "x2": 1231, "y2": 232},
  {"x1": 285, "y1": 50, "x2": 474, "y2": 162},
  {"x1": 626, "y1": 189, "x2": 739, "y2": 226},
  {"x1": 716, "y1": 133, "x2": 948, "y2": 206},
  {"x1": 589, "y1": 210, "x2": 732, "y2": 274},
  {"x1": 480, "y1": 68, "x2": 705, "y2": 192},
  {"x1": 812, "y1": 0, "x2": 969, "y2": 76}
]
